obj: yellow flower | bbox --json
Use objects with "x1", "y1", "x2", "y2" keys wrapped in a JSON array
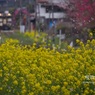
[
  {"x1": 1, "y1": 38, "x2": 95, "y2": 94},
  {"x1": 13, "y1": 80, "x2": 18, "y2": 85},
  {"x1": 0, "y1": 73, "x2": 2, "y2": 77},
  {"x1": 0, "y1": 87, "x2": 2, "y2": 91},
  {"x1": 76, "y1": 80, "x2": 81, "y2": 86},
  {"x1": 63, "y1": 82, "x2": 68, "y2": 86},
  {"x1": 51, "y1": 85, "x2": 60, "y2": 92},
  {"x1": 29, "y1": 92, "x2": 34, "y2": 95},
  {"x1": 89, "y1": 32, "x2": 93, "y2": 37},
  {"x1": 46, "y1": 80, "x2": 52, "y2": 85},
  {"x1": 76, "y1": 39, "x2": 80, "y2": 43},
  {"x1": 35, "y1": 83, "x2": 40, "y2": 88}
]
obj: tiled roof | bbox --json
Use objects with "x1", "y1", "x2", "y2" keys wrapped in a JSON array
[
  {"x1": 37, "y1": 0, "x2": 48, "y2": 3},
  {"x1": 37, "y1": 0, "x2": 68, "y2": 9}
]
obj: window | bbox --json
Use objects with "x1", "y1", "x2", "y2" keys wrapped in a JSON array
[{"x1": 46, "y1": 5, "x2": 65, "y2": 13}]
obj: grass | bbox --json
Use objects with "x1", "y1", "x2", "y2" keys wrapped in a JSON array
[{"x1": 0, "y1": 31, "x2": 69, "y2": 49}]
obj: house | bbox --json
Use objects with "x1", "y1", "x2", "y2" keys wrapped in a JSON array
[
  {"x1": 30, "y1": 0, "x2": 68, "y2": 31},
  {"x1": 37, "y1": 0, "x2": 66, "y2": 19}
]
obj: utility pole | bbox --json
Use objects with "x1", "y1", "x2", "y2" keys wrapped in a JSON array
[
  {"x1": 51, "y1": 0, "x2": 55, "y2": 44},
  {"x1": 6, "y1": 0, "x2": 8, "y2": 11},
  {"x1": 20, "y1": 0, "x2": 22, "y2": 26},
  {"x1": 34, "y1": 0, "x2": 37, "y2": 37},
  {"x1": 19, "y1": 0, "x2": 25, "y2": 33},
  {"x1": 51, "y1": 0, "x2": 54, "y2": 26},
  {"x1": 49, "y1": 0, "x2": 54, "y2": 30},
  {"x1": 37, "y1": 1, "x2": 40, "y2": 32}
]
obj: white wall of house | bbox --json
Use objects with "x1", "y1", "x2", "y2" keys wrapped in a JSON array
[
  {"x1": 36, "y1": 4, "x2": 66, "y2": 19},
  {"x1": 48, "y1": 0, "x2": 65, "y2": 3}
]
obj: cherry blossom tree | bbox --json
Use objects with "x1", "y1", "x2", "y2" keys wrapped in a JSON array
[{"x1": 66, "y1": 0, "x2": 95, "y2": 28}]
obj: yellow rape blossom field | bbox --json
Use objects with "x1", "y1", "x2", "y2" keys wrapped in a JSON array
[{"x1": 0, "y1": 39, "x2": 95, "y2": 95}]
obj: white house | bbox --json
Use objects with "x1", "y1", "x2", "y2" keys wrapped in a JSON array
[
  {"x1": 30, "y1": 0, "x2": 69, "y2": 31},
  {"x1": 37, "y1": 0, "x2": 67, "y2": 19},
  {"x1": 34, "y1": 0, "x2": 67, "y2": 31}
]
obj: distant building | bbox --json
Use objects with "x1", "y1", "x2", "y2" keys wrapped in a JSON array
[
  {"x1": 37, "y1": 0, "x2": 66, "y2": 19},
  {"x1": 30, "y1": 0, "x2": 67, "y2": 31},
  {"x1": 0, "y1": 0, "x2": 6, "y2": 5}
]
